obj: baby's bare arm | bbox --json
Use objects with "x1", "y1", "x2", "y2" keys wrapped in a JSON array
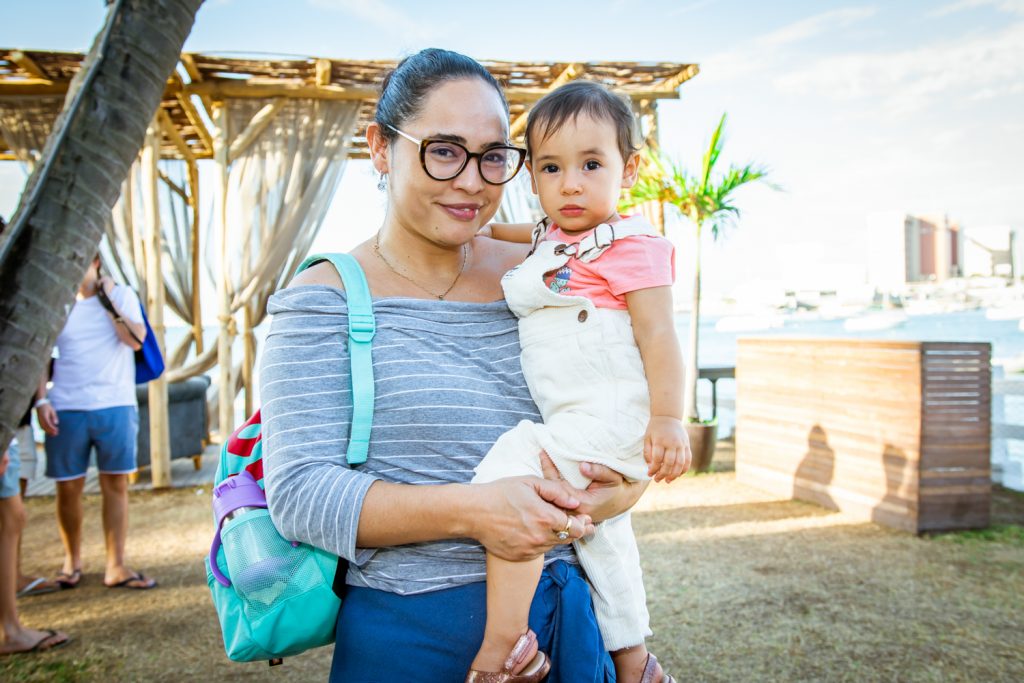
[
  {"x1": 481, "y1": 222, "x2": 535, "y2": 243},
  {"x1": 625, "y1": 286, "x2": 692, "y2": 481}
]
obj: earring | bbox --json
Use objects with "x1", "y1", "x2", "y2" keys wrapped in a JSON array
[{"x1": 377, "y1": 173, "x2": 388, "y2": 191}]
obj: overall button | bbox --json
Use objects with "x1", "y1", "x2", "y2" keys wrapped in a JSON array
[{"x1": 577, "y1": 310, "x2": 588, "y2": 323}]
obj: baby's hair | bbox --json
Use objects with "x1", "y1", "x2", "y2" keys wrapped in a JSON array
[
  {"x1": 375, "y1": 48, "x2": 508, "y2": 144},
  {"x1": 525, "y1": 80, "x2": 641, "y2": 162}
]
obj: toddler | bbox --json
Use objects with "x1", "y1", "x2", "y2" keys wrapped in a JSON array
[{"x1": 470, "y1": 81, "x2": 687, "y2": 683}]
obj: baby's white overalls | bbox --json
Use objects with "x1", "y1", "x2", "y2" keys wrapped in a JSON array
[{"x1": 473, "y1": 221, "x2": 658, "y2": 651}]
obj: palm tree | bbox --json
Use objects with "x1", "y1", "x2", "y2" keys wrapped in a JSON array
[
  {"x1": 0, "y1": 0, "x2": 203, "y2": 453},
  {"x1": 622, "y1": 113, "x2": 771, "y2": 425}
]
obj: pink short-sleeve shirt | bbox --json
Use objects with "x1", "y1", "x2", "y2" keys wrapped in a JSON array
[{"x1": 542, "y1": 221, "x2": 676, "y2": 310}]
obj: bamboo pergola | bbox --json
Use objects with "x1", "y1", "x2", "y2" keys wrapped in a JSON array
[
  {"x1": 2, "y1": 49, "x2": 699, "y2": 159},
  {"x1": 1, "y1": 49, "x2": 699, "y2": 485}
]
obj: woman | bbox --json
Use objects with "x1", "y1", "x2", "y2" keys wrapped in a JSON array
[{"x1": 262, "y1": 48, "x2": 650, "y2": 682}]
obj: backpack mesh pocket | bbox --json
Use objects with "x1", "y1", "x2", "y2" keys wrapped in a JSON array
[{"x1": 220, "y1": 509, "x2": 326, "y2": 622}]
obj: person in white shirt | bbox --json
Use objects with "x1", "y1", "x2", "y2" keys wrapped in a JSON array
[{"x1": 35, "y1": 255, "x2": 157, "y2": 590}]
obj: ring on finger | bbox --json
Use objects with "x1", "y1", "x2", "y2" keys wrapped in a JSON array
[{"x1": 555, "y1": 515, "x2": 573, "y2": 541}]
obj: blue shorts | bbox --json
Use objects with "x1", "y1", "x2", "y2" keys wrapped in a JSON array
[
  {"x1": 331, "y1": 560, "x2": 614, "y2": 682},
  {"x1": 44, "y1": 406, "x2": 139, "y2": 480},
  {"x1": 1, "y1": 439, "x2": 21, "y2": 499}
]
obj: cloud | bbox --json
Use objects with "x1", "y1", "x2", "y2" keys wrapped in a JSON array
[
  {"x1": 668, "y1": 0, "x2": 721, "y2": 17},
  {"x1": 970, "y1": 81, "x2": 1024, "y2": 100},
  {"x1": 773, "y1": 21, "x2": 1024, "y2": 115},
  {"x1": 698, "y1": 6, "x2": 877, "y2": 84},
  {"x1": 307, "y1": 0, "x2": 437, "y2": 41},
  {"x1": 930, "y1": 0, "x2": 1024, "y2": 17},
  {"x1": 757, "y1": 7, "x2": 878, "y2": 48}
]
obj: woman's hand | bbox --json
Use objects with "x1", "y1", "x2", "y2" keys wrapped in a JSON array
[
  {"x1": 539, "y1": 453, "x2": 648, "y2": 525},
  {"x1": 467, "y1": 477, "x2": 594, "y2": 562}
]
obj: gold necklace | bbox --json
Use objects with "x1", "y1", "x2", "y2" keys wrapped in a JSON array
[{"x1": 373, "y1": 233, "x2": 469, "y2": 300}]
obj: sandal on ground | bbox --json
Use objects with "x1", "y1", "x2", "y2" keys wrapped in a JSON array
[
  {"x1": 465, "y1": 630, "x2": 551, "y2": 683},
  {"x1": 104, "y1": 572, "x2": 157, "y2": 590},
  {"x1": 640, "y1": 653, "x2": 676, "y2": 683},
  {"x1": 16, "y1": 577, "x2": 61, "y2": 598},
  {"x1": 0, "y1": 629, "x2": 71, "y2": 657},
  {"x1": 54, "y1": 569, "x2": 82, "y2": 590}
]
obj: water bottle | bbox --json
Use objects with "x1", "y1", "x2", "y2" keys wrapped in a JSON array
[
  {"x1": 223, "y1": 506, "x2": 263, "y2": 524},
  {"x1": 208, "y1": 471, "x2": 286, "y2": 598}
]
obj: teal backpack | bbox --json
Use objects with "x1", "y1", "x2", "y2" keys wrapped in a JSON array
[{"x1": 205, "y1": 253, "x2": 375, "y2": 664}]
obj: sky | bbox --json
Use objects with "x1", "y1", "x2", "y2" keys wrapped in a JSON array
[{"x1": 1, "y1": 0, "x2": 1022, "y2": 304}]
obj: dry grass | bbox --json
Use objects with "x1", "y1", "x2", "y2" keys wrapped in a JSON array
[{"x1": 4, "y1": 445, "x2": 1023, "y2": 682}]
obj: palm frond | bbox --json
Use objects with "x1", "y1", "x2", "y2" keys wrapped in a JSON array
[
  {"x1": 699, "y1": 113, "x2": 727, "y2": 193},
  {"x1": 716, "y1": 164, "x2": 768, "y2": 199},
  {"x1": 625, "y1": 113, "x2": 773, "y2": 238}
]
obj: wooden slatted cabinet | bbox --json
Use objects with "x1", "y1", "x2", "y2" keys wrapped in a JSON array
[{"x1": 736, "y1": 338, "x2": 991, "y2": 533}]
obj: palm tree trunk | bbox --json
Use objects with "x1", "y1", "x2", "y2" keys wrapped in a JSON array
[
  {"x1": 0, "y1": 0, "x2": 203, "y2": 453},
  {"x1": 683, "y1": 223, "x2": 703, "y2": 422}
]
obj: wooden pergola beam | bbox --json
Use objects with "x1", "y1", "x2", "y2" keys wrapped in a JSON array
[
  {"x1": 508, "y1": 63, "x2": 585, "y2": 140},
  {"x1": 660, "y1": 64, "x2": 700, "y2": 93},
  {"x1": 185, "y1": 80, "x2": 377, "y2": 101},
  {"x1": 509, "y1": 87, "x2": 680, "y2": 104},
  {"x1": 158, "y1": 168, "x2": 189, "y2": 201},
  {"x1": 0, "y1": 78, "x2": 684, "y2": 104},
  {"x1": 157, "y1": 106, "x2": 197, "y2": 164},
  {"x1": 174, "y1": 92, "x2": 214, "y2": 155},
  {"x1": 315, "y1": 58, "x2": 332, "y2": 87},
  {"x1": 180, "y1": 79, "x2": 684, "y2": 104},
  {"x1": 180, "y1": 52, "x2": 215, "y2": 116},
  {"x1": 0, "y1": 81, "x2": 69, "y2": 95},
  {"x1": 8, "y1": 51, "x2": 52, "y2": 83}
]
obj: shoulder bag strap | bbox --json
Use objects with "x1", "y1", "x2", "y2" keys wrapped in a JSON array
[{"x1": 296, "y1": 253, "x2": 375, "y2": 465}]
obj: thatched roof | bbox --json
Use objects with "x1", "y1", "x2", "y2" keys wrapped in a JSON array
[{"x1": 1, "y1": 49, "x2": 699, "y2": 160}]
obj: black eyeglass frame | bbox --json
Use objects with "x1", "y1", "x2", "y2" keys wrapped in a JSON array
[{"x1": 386, "y1": 124, "x2": 527, "y2": 186}]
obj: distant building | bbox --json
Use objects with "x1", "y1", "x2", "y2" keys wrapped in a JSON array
[
  {"x1": 867, "y1": 212, "x2": 965, "y2": 291},
  {"x1": 963, "y1": 225, "x2": 1017, "y2": 279}
]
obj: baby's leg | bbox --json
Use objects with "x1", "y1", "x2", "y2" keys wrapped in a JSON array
[
  {"x1": 470, "y1": 423, "x2": 549, "y2": 673},
  {"x1": 575, "y1": 512, "x2": 653, "y2": 680},
  {"x1": 471, "y1": 553, "x2": 544, "y2": 672},
  {"x1": 611, "y1": 644, "x2": 652, "y2": 682}
]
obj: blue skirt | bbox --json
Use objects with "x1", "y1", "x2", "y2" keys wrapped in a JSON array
[{"x1": 330, "y1": 560, "x2": 615, "y2": 682}]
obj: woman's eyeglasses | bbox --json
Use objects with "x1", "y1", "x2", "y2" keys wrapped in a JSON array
[{"x1": 386, "y1": 125, "x2": 526, "y2": 186}]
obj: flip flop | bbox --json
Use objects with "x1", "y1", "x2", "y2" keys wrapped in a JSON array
[
  {"x1": 105, "y1": 572, "x2": 157, "y2": 590},
  {"x1": 16, "y1": 577, "x2": 61, "y2": 598},
  {"x1": 0, "y1": 629, "x2": 71, "y2": 657},
  {"x1": 55, "y1": 569, "x2": 82, "y2": 590}
]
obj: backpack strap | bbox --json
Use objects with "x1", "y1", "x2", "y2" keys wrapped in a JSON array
[{"x1": 296, "y1": 253, "x2": 375, "y2": 466}]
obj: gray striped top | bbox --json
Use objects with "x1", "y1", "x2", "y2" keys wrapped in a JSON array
[{"x1": 261, "y1": 285, "x2": 575, "y2": 596}]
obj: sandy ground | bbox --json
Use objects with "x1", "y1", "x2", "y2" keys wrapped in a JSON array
[{"x1": 4, "y1": 443, "x2": 1023, "y2": 682}]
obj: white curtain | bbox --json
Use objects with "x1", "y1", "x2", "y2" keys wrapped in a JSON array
[
  {"x1": 214, "y1": 97, "x2": 360, "y2": 325},
  {"x1": 104, "y1": 159, "x2": 201, "y2": 369},
  {"x1": 209, "y1": 97, "x2": 359, "y2": 423}
]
